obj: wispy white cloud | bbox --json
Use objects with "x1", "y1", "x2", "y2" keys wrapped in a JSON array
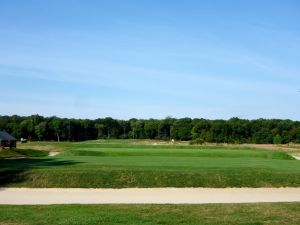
[{"x1": 1, "y1": 0, "x2": 300, "y2": 119}]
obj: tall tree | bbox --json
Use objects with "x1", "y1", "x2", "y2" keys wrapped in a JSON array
[
  {"x1": 50, "y1": 117, "x2": 63, "y2": 142},
  {"x1": 1, "y1": 115, "x2": 300, "y2": 144},
  {"x1": 35, "y1": 122, "x2": 47, "y2": 141},
  {"x1": 95, "y1": 123, "x2": 105, "y2": 139},
  {"x1": 171, "y1": 118, "x2": 192, "y2": 140},
  {"x1": 144, "y1": 119, "x2": 159, "y2": 139}
]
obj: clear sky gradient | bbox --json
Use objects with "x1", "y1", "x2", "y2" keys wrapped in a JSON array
[{"x1": 0, "y1": 0, "x2": 299, "y2": 120}]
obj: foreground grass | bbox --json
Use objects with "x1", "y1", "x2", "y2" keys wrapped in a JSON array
[
  {"x1": 1, "y1": 140, "x2": 299, "y2": 188},
  {"x1": 0, "y1": 203, "x2": 299, "y2": 225}
]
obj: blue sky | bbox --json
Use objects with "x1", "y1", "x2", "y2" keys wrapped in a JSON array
[{"x1": 0, "y1": 0, "x2": 300, "y2": 120}]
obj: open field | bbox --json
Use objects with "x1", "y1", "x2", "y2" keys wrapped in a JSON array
[
  {"x1": 0, "y1": 140, "x2": 300, "y2": 188},
  {"x1": 0, "y1": 203, "x2": 300, "y2": 225}
]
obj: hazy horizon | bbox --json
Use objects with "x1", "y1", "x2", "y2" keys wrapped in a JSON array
[{"x1": 1, "y1": 113, "x2": 300, "y2": 122}]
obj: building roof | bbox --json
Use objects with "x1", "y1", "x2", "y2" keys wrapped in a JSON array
[{"x1": 0, "y1": 131, "x2": 17, "y2": 141}]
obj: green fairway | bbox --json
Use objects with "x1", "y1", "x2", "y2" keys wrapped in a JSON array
[
  {"x1": 0, "y1": 140, "x2": 299, "y2": 187},
  {"x1": 0, "y1": 203, "x2": 299, "y2": 225}
]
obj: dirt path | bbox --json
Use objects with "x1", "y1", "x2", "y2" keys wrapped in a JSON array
[{"x1": 0, "y1": 188, "x2": 299, "y2": 205}]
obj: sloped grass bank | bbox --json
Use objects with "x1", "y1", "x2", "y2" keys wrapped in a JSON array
[
  {"x1": 1, "y1": 158, "x2": 299, "y2": 188},
  {"x1": 1, "y1": 141, "x2": 299, "y2": 188}
]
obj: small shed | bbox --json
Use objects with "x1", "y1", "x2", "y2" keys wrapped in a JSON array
[{"x1": 0, "y1": 131, "x2": 17, "y2": 150}]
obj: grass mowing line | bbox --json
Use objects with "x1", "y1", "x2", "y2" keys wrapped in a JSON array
[
  {"x1": 62, "y1": 147, "x2": 294, "y2": 160},
  {"x1": 0, "y1": 203, "x2": 299, "y2": 225}
]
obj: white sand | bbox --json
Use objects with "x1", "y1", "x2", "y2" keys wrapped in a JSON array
[
  {"x1": 0, "y1": 188, "x2": 300, "y2": 205},
  {"x1": 291, "y1": 154, "x2": 300, "y2": 160},
  {"x1": 48, "y1": 151, "x2": 59, "y2": 156}
]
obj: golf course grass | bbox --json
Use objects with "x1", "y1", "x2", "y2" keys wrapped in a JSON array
[
  {"x1": 0, "y1": 149, "x2": 49, "y2": 158},
  {"x1": 0, "y1": 203, "x2": 299, "y2": 225},
  {"x1": 0, "y1": 140, "x2": 299, "y2": 188}
]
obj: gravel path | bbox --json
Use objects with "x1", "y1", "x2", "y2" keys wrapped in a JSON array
[{"x1": 1, "y1": 188, "x2": 300, "y2": 205}]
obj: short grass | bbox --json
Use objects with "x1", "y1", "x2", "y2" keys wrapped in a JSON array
[
  {"x1": 0, "y1": 203, "x2": 299, "y2": 225},
  {"x1": 0, "y1": 140, "x2": 299, "y2": 187}
]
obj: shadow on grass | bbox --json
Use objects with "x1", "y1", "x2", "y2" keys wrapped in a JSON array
[{"x1": 0, "y1": 158, "x2": 80, "y2": 186}]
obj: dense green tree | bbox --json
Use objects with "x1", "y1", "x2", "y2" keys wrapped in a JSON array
[
  {"x1": 295, "y1": 127, "x2": 300, "y2": 143},
  {"x1": 6, "y1": 122, "x2": 21, "y2": 138},
  {"x1": 95, "y1": 123, "x2": 105, "y2": 139},
  {"x1": 119, "y1": 120, "x2": 131, "y2": 139},
  {"x1": 67, "y1": 120, "x2": 77, "y2": 141},
  {"x1": 19, "y1": 120, "x2": 32, "y2": 140},
  {"x1": 171, "y1": 118, "x2": 192, "y2": 140},
  {"x1": 227, "y1": 118, "x2": 250, "y2": 143},
  {"x1": 100, "y1": 117, "x2": 121, "y2": 139},
  {"x1": 144, "y1": 119, "x2": 159, "y2": 139},
  {"x1": 1, "y1": 115, "x2": 299, "y2": 144},
  {"x1": 50, "y1": 117, "x2": 63, "y2": 142},
  {"x1": 252, "y1": 128, "x2": 273, "y2": 144},
  {"x1": 157, "y1": 117, "x2": 175, "y2": 140},
  {"x1": 129, "y1": 119, "x2": 144, "y2": 139},
  {"x1": 35, "y1": 122, "x2": 47, "y2": 141},
  {"x1": 210, "y1": 120, "x2": 229, "y2": 143},
  {"x1": 192, "y1": 119, "x2": 211, "y2": 141},
  {"x1": 273, "y1": 134, "x2": 282, "y2": 145}
]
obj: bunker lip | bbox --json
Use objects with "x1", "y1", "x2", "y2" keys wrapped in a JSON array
[
  {"x1": 1, "y1": 188, "x2": 300, "y2": 205},
  {"x1": 49, "y1": 151, "x2": 60, "y2": 156},
  {"x1": 291, "y1": 155, "x2": 300, "y2": 160}
]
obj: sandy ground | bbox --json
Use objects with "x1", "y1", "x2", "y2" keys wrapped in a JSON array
[
  {"x1": 292, "y1": 155, "x2": 300, "y2": 160},
  {"x1": 48, "y1": 151, "x2": 59, "y2": 156},
  {"x1": 0, "y1": 188, "x2": 300, "y2": 205}
]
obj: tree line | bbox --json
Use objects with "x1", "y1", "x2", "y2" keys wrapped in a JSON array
[{"x1": 0, "y1": 115, "x2": 300, "y2": 144}]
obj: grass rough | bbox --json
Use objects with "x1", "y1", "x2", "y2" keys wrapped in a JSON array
[{"x1": 0, "y1": 203, "x2": 299, "y2": 225}]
